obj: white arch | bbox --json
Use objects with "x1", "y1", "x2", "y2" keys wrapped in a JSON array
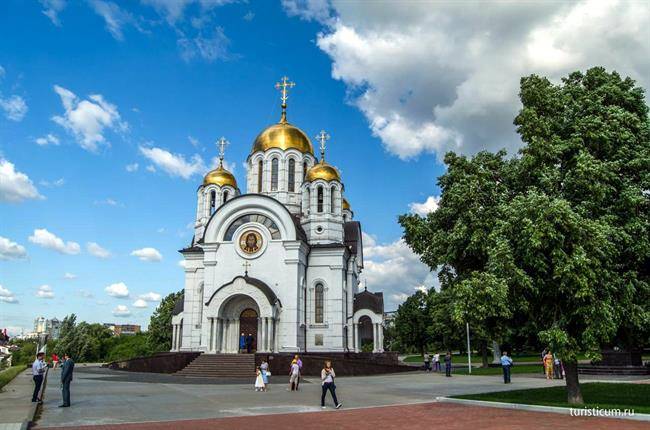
[
  {"x1": 205, "y1": 277, "x2": 275, "y2": 318},
  {"x1": 352, "y1": 308, "x2": 383, "y2": 324}
]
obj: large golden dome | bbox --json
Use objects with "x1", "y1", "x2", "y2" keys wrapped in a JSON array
[
  {"x1": 306, "y1": 160, "x2": 341, "y2": 182},
  {"x1": 252, "y1": 121, "x2": 314, "y2": 155},
  {"x1": 203, "y1": 165, "x2": 237, "y2": 188}
]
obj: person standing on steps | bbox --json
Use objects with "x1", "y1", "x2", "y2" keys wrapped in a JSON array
[
  {"x1": 245, "y1": 333, "x2": 254, "y2": 353},
  {"x1": 500, "y1": 351, "x2": 513, "y2": 384},
  {"x1": 59, "y1": 353, "x2": 74, "y2": 407},
  {"x1": 31, "y1": 352, "x2": 46, "y2": 403},
  {"x1": 239, "y1": 333, "x2": 246, "y2": 353},
  {"x1": 320, "y1": 360, "x2": 342, "y2": 409},
  {"x1": 444, "y1": 351, "x2": 452, "y2": 377}
]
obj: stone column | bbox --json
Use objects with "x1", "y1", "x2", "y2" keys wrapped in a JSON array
[
  {"x1": 354, "y1": 323, "x2": 359, "y2": 353},
  {"x1": 222, "y1": 319, "x2": 229, "y2": 353},
  {"x1": 274, "y1": 319, "x2": 280, "y2": 352},
  {"x1": 372, "y1": 323, "x2": 378, "y2": 353},
  {"x1": 265, "y1": 318, "x2": 270, "y2": 351},
  {"x1": 378, "y1": 324, "x2": 384, "y2": 353},
  {"x1": 269, "y1": 318, "x2": 275, "y2": 353},
  {"x1": 171, "y1": 325, "x2": 176, "y2": 350}
]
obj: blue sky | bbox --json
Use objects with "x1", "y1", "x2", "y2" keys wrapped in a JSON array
[{"x1": 1, "y1": 1, "x2": 648, "y2": 334}]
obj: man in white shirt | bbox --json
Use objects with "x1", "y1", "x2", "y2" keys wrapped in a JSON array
[{"x1": 31, "y1": 352, "x2": 46, "y2": 403}]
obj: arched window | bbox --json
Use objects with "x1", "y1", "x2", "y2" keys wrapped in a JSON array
[
  {"x1": 314, "y1": 283, "x2": 324, "y2": 324},
  {"x1": 271, "y1": 158, "x2": 279, "y2": 191},
  {"x1": 288, "y1": 158, "x2": 296, "y2": 192},
  {"x1": 197, "y1": 284, "x2": 204, "y2": 326},
  {"x1": 222, "y1": 190, "x2": 229, "y2": 204},
  {"x1": 223, "y1": 214, "x2": 281, "y2": 240},
  {"x1": 303, "y1": 161, "x2": 308, "y2": 180},
  {"x1": 330, "y1": 186, "x2": 336, "y2": 214},
  {"x1": 210, "y1": 190, "x2": 216, "y2": 215},
  {"x1": 257, "y1": 160, "x2": 263, "y2": 193},
  {"x1": 317, "y1": 186, "x2": 323, "y2": 213}
]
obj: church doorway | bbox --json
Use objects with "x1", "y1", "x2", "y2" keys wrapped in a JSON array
[
  {"x1": 239, "y1": 308, "x2": 258, "y2": 352},
  {"x1": 358, "y1": 316, "x2": 374, "y2": 352}
]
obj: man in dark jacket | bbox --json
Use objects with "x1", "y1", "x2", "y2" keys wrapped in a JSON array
[{"x1": 59, "y1": 353, "x2": 74, "y2": 407}]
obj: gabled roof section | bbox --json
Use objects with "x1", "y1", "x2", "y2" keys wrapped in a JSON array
[
  {"x1": 344, "y1": 221, "x2": 363, "y2": 267},
  {"x1": 353, "y1": 289, "x2": 384, "y2": 315},
  {"x1": 171, "y1": 293, "x2": 184, "y2": 316}
]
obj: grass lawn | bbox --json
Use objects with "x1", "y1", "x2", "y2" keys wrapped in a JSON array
[
  {"x1": 455, "y1": 364, "x2": 542, "y2": 375},
  {"x1": 0, "y1": 365, "x2": 27, "y2": 390},
  {"x1": 453, "y1": 382, "x2": 650, "y2": 414}
]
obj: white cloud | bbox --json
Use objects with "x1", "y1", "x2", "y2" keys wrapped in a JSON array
[
  {"x1": 87, "y1": 242, "x2": 111, "y2": 259},
  {"x1": 125, "y1": 163, "x2": 139, "y2": 172},
  {"x1": 40, "y1": 178, "x2": 65, "y2": 188},
  {"x1": 130, "y1": 247, "x2": 162, "y2": 262},
  {"x1": 112, "y1": 304, "x2": 131, "y2": 317},
  {"x1": 288, "y1": 1, "x2": 650, "y2": 159},
  {"x1": 105, "y1": 282, "x2": 129, "y2": 298},
  {"x1": 36, "y1": 285, "x2": 54, "y2": 299},
  {"x1": 139, "y1": 146, "x2": 205, "y2": 179},
  {"x1": 178, "y1": 26, "x2": 232, "y2": 62},
  {"x1": 361, "y1": 232, "x2": 434, "y2": 310},
  {"x1": 63, "y1": 272, "x2": 77, "y2": 279},
  {"x1": 141, "y1": 0, "x2": 234, "y2": 24},
  {"x1": 35, "y1": 134, "x2": 60, "y2": 146},
  {"x1": 0, "y1": 285, "x2": 18, "y2": 303},
  {"x1": 88, "y1": 0, "x2": 135, "y2": 40},
  {"x1": 0, "y1": 95, "x2": 28, "y2": 121},
  {"x1": 0, "y1": 158, "x2": 43, "y2": 203},
  {"x1": 52, "y1": 85, "x2": 127, "y2": 152},
  {"x1": 146, "y1": 165, "x2": 156, "y2": 172},
  {"x1": 132, "y1": 298, "x2": 148, "y2": 308},
  {"x1": 409, "y1": 196, "x2": 440, "y2": 216},
  {"x1": 0, "y1": 236, "x2": 28, "y2": 260},
  {"x1": 28, "y1": 228, "x2": 80, "y2": 255},
  {"x1": 40, "y1": 0, "x2": 66, "y2": 26},
  {"x1": 138, "y1": 292, "x2": 161, "y2": 302},
  {"x1": 178, "y1": 259, "x2": 187, "y2": 268}
]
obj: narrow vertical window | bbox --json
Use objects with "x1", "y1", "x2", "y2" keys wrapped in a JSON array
[
  {"x1": 271, "y1": 158, "x2": 279, "y2": 191},
  {"x1": 317, "y1": 186, "x2": 323, "y2": 213},
  {"x1": 222, "y1": 190, "x2": 229, "y2": 204},
  {"x1": 257, "y1": 160, "x2": 263, "y2": 193},
  {"x1": 315, "y1": 283, "x2": 324, "y2": 324},
  {"x1": 303, "y1": 161, "x2": 308, "y2": 180},
  {"x1": 288, "y1": 158, "x2": 296, "y2": 192},
  {"x1": 330, "y1": 186, "x2": 336, "y2": 213},
  {"x1": 210, "y1": 190, "x2": 216, "y2": 215}
]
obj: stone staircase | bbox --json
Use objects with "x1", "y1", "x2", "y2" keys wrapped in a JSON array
[
  {"x1": 176, "y1": 353, "x2": 256, "y2": 378},
  {"x1": 577, "y1": 365, "x2": 649, "y2": 376}
]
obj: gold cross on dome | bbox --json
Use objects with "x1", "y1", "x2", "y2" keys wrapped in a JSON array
[
  {"x1": 316, "y1": 130, "x2": 330, "y2": 160},
  {"x1": 275, "y1": 76, "x2": 295, "y2": 106},
  {"x1": 242, "y1": 261, "x2": 251, "y2": 276},
  {"x1": 216, "y1": 137, "x2": 229, "y2": 166}
]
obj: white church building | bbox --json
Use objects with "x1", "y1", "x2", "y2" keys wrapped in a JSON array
[{"x1": 171, "y1": 78, "x2": 384, "y2": 354}]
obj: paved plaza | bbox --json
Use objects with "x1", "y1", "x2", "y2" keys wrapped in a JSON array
[{"x1": 26, "y1": 365, "x2": 646, "y2": 429}]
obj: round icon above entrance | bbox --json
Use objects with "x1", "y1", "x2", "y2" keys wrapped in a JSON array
[{"x1": 239, "y1": 230, "x2": 263, "y2": 255}]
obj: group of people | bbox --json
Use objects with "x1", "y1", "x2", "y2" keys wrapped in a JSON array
[
  {"x1": 31, "y1": 351, "x2": 75, "y2": 407},
  {"x1": 423, "y1": 351, "x2": 453, "y2": 376},
  {"x1": 239, "y1": 332, "x2": 256, "y2": 354},
  {"x1": 253, "y1": 354, "x2": 342, "y2": 409},
  {"x1": 542, "y1": 348, "x2": 564, "y2": 380}
]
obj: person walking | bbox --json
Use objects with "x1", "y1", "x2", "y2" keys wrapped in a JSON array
[
  {"x1": 424, "y1": 352, "x2": 431, "y2": 372},
  {"x1": 59, "y1": 353, "x2": 74, "y2": 407},
  {"x1": 294, "y1": 354, "x2": 303, "y2": 390},
  {"x1": 320, "y1": 360, "x2": 342, "y2": 409},
  {"x1": 433, "y1": 352, "x2": 441, "y2": 372},
  {"x1": 51, "y1": 353, "x2": 59, "y2": 369},
  {"x1": 500, "y1": 351, "x2": 513, "y2": 384},
  {"x1": 553, "y1": 354, "x2": 563, "y2": 380},
  {"x1": 260, "y1": 358, "x2": 270, "y2": 389},
  {"x1": 543, "y1": 350, "x2": 554, "y2": 380},
  {"x1": 288, "y1": 359, "x2": 300, "y2": 391},
  {"x1": 444, "y1": 351, "x2": 452, "y2": 377},
  {"x1": 239, "y1": 333, "x2": 246, "y2": 353},
  {"x1": 31, "y1": 352, "x2": 46, "y2": 403}
]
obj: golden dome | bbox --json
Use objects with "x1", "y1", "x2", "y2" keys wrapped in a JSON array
[
  {"x1": 203, "y1": 165, "x2": 237, "y2": 188},
  {"x1": 342, "y1": 198, "x2": 350, "y2": 210},
  {"x1": 252, "y1": 121, "x2": 314, "y2": 155},
  {"x1": 306, "y1": 160, "x2": 341, "y2": 182}
]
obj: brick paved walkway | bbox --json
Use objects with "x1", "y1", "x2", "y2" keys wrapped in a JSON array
[{"x1": 38, "y1": 402, "x2": 647, "y2": 430}]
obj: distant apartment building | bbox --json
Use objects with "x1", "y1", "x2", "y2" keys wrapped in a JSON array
[
  {"x1": 103, "y1": 323, "x2": 141, "y2": 336},
  {"x1": 33, "y1": 317, "x2": 61, "y2": 339}
]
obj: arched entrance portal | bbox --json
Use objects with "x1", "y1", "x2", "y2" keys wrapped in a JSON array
[
  {"x1": 239, "y1": 308, "x2": 258, "y2": 352},
  {"x1": 358, "y1": 316, "x2": 374, "y2": 352}
]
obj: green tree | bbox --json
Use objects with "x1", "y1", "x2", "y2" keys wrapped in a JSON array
[
  {"x1": 392, "y1": 290, "x2": 432, "y2": 355},
  {"x1": 148, "y1": 290, "x2": 183, "y2": 352}
]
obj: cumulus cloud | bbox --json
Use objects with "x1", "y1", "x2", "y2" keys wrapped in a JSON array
[
  {"x1": 132, "y1": 298, "x2": 148, "y2": 308},
  {"x1": 139, "y1": 146, "x2": 205, "y2": 179},
  {"x1": 0, "y1": 158, "x2": 43, "y2": 203},
  {"x1": 286, "y1": 1, "x2": 650, "y2": 159},
  {"x1": 361, "y1": 232, "x2": 434, "y2": 309},
  {"x1": 36, "y1": 285, "x2": 54, "y2": 299},
  {"x1": 52, "y1": 85, "x2": 127, "y2": 152},
  {"x1": 87, "y1": 242, "x2": 111, "y2": 259},
  {"x1": 0, "y1": 95, "x2": 28, "y2": 121},
  {"x1": 28, "y1": 229, "x2": 80, "y2": 255},
  {"x1": 40, "y1": 0, "x2": 66, "y2": 26},
  {"x1": 112, "y1": 304, "x2": 131, "y2": 317},
  {"x1": 63, "y1": 272, "x2": 77, "y2": 279},
  {"x1": 125, "y1": 163, "x2": 139, "y2": 172},
  {"x1": 138, "y1": 292, "x2": 161, "y2": 302},
  {"x1": 105, "y1": 282, "x2": 129, "y2": 298},
  {"x1": 409, "y1": 196, "x2": 440, "y2": 216},
  {"x1": 0, "y1": 285, "x2": 18, "y2": 303},
  {"x1": 130, "y1": 247, "x2": 162, "y2": 262},
  {"x1": 0, "y1": 236, "x2": 28, "y2": 260},
  {"x1": 35, "y1": 134, "x2": 60, "y2": 146}
]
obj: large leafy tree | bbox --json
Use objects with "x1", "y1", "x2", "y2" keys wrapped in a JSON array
[
  {"x1": 392, "y1": 290, "x2": 432, "y2": 355},
  {"x1": 147, "y1": 290, "x2": 183, "y2": 352}
]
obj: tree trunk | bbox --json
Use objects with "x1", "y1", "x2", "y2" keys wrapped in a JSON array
[
  {"x1": 564, "y1": 361, "x2": 584, "y2": 405},
  {"x1": 481, "y1": 341, "x2": 489, "y2": 368}
]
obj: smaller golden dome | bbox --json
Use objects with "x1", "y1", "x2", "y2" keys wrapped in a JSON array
[
  {"x1": 203, "y1": 165, "x2": 237, "y2": 188},
  {"x1": 342, "y1": 198, "x2": 350, "y2": 210},
  {"x1": 306, "y1": 160, "x2": 341, "y2": 182}
]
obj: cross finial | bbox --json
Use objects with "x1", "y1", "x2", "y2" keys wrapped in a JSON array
[
  {"x1": 315, "y1": 130, "x2": 330, "y2": 161},
  {"x1": 242, "y1": 261, "x2": 251, "y2": 276},
  {"x1": 216, "y1": 137, "x2": 229, "y2": 167},
  {"x1": 275, "y1": 76, "x2": 295, "y2": 123}
]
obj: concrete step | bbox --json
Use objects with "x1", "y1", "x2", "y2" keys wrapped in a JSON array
[{"x1": 175, "y1": 353, "x2": 256, "y2": 379}]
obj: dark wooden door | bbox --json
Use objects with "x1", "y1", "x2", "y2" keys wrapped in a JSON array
[{"x1": 239, "y1": 308, "x2": 258, "y2": 352}]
